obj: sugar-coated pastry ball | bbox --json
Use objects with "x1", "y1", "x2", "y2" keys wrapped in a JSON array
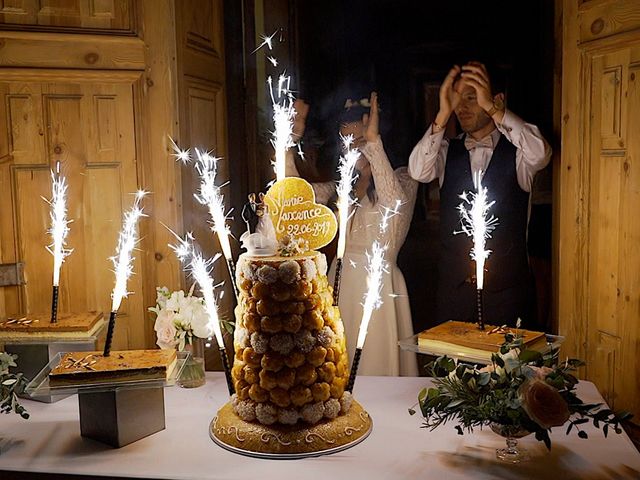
[
  {"x1": 278, "y1": 408, "x2": 300, "y2": 425},
  {"x1": 270, "y1": 333, "x2": 294, "y2": 355},
  {"x1": 279, "y1": 260, "x2": 301, "y2": 284},
  {"x1": 301, "y1": 401, "x2": 325, "y2": 424},
  {"x1": 340, "y1": 391, "x2": 353, "y2": 414},
  {"x1": 304, "y1": 294, "x2": 322, "y2": 311},
  {"x1": 301, "y1": 258, "x2": 317, "y2": 282},
  {"x1": 315, "y1": 254, "x2": 328, "y2": 277},
  {"x1": 256, "y1": 265, "x2": 278, "y2": 284},
  {"x1": 294, "y1": 329, "x2": 316, "y2": 353},
  {"x1": 250, "y1": 331, "x2": 269, "y2": 354},
  {"x1": 240, "y1": 277, "x2": 253, "y2": 293},
  {"x1": 232, "y1": 362, "x2": 245, "y2": 381},
  {"x1": 255, "y1": 402, "x2": 277, "y2": 425},
  {"x1": 234, "y1": 399, "x2": 257, "y2": 422},
  {"x1": 316, "y1": 326, "x2": 335, "y2": 348},
  {"x1": 324, "y1": 398, "x2": 341, "y2": 419}
]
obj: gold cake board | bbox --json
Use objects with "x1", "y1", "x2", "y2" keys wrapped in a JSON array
[{"x1": 210, "y1": 400, "x2": 372, "y2": 459}]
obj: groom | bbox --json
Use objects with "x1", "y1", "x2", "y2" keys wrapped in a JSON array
[{"x1": 408, "y1": 62, "x2": 551, "y2": 328}]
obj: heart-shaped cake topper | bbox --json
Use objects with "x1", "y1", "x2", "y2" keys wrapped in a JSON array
[{"x1": 264, "y1": 177, "x2": 337, "y2": 251}]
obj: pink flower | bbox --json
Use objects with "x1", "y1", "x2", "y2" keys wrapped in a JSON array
[{"x1": 520, "y1": 379, "x2": 570, "y2": 429}]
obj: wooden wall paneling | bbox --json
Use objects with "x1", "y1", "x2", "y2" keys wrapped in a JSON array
[
  {"x1": 0, "y1": 0, "x2": 134, "y2": 32},
  {"x1": 579, "y1": 0, "x2": 640, "y2": 44},
  {"x1": 0, "y1": 31, "x2": 145, "y2": 70},
  {"x1": 558, "y1": 0, "x2": 588, "y2": 362},
  {"x1": 136, "y1": 0, "x2": 183, "y2": 346}
]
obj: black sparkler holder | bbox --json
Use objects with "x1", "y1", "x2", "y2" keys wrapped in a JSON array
[
  {"x1": 103, "y1": 310, "x2": 117, "y2": 356},
  {"x1": 50, "y1": 285, "x2": 59, "y2": 323},
  {"x1": 346, "y1": 347, "x2": 362, "y2": 393},
  {"x1": 332, "y1": 257, "x2": 343, "y2": 306},
  {"x1": 476, "y1": 288, "x2": 485, "y2": 331},
  {"x1": 218, "y1": 346, "x2": 235, "y2": 396},
  {"x1": 226, "y1": 257, "x2": 240, "y2": 299}
]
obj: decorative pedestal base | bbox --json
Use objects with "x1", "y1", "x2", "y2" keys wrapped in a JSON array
[
  {"x1": 210, "y1": 400, "x2": 372, "y2": 459},
  {"x1": 79, "y1": 387, "x2": 165, "y2": 448},
  {"x1": 5, "y1": 340, "x2": 94, "y2": 403}
]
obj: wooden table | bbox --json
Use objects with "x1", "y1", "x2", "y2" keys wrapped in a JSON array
[{"x1": 1, "y1": 374, "x2": 639, "y2": 479}]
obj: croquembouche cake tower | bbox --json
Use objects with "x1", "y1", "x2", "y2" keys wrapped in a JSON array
[{"x1": 210, "y1": 178, "x2": 372, "y2": 456}]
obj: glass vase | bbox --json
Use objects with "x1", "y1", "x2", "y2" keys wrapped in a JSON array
[
  {"x1": 177, "y1": 337, "x2": 206, "y2": 388},
  {"x1": 489, "y1": 423, "x2": 531, "y2": 464}
]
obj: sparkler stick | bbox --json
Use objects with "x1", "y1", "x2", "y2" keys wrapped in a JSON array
[
  {"x1": 347, "y1": 240, "x2": 387, "y2": 392},
  {"x1": 103, "y1": 191, "x2": 147, "y2": 357},
  {"x1": 455, "y1": 171, "x2": 498, "y2": 331},
  {"x1": 192, "y1": 148, "x2": 239, "y2": 299},
  {"x1": 170, "y1": 232, "x2": 234, "y2": 396},
  {"x1": 333, "y1": 135, "x2": 360, "y2": 305},
  {"x1": 45, "y1": 161, "x2": 72, "y2": 323}
]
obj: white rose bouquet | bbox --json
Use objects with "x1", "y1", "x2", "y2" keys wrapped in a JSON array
[{"x1": 148, "y1": 285, "x2": 212, "y2": 351}]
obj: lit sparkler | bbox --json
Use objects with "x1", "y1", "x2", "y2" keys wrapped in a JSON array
[
  {"x1": 347, "y1": 240, "x2": 388, "y2": 392},
  {"x1": 170, "y1": 231, "x2": 234, "y2": 396},
  {"x1": 45, "y1": 161, "x2": 73, "y2": 323},
  {"x1": 332, "y1": 134, "x2": 360, "y2": 305},
  {"x1": 268, "y1": 74, "x2": 296, "y2": 181},
  {"x1": 455, "y1": 171, "x2": 498, "y2": 330},
  {"x1": 103, "y1": 190, "x2": 147, "y2": 356},
  {"x1": 192, "y1": 148, "x2": 238, "y2": 299}
]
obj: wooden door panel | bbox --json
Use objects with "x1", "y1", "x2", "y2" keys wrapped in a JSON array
[
  {"x1": 586, "y1": 47, "x2": 640, "y2": 415},
  {"x1": 0, "y1": 80, "x2": 141, "y2": 350},
  {"x1": 0, "y1": 0, "x2": 134, "y2": 31}
]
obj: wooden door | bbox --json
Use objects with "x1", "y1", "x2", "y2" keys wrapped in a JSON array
[
  {"x1": 0, "y1": 77, "x2": 145, "y2": 349},
  {"x1": 0, "y1": 0, "x2": 188, "y2": 350},
  {"x1": 559, "y1": 0, "x2": 640, "y2": 421}
]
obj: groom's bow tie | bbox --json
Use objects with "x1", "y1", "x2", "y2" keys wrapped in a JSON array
[{"x1": 464, "y1": 136, "x2": 493, "y2": 151}]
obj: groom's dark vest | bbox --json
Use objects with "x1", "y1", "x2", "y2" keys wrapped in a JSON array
[{"x1": 437, "y1": 134, "x2": 531, "y2": 324}]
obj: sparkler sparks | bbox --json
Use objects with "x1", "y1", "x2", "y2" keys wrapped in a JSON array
[
  {"x1": 45, "y1": 162, "x2": 73, "y2": 287},
  {"x1": 355, "y1": 240, "x2": 388, "y2": 349},
  {"x1": 192, "y1": 148, "x2": 234, "y2": 263},
  {"x1": 336, "y1": 134, "x2": 361, "y2": 260},
  {"x1": 110, "y1": 190, "x2": 147, "y2": 312},
  {"x1": 252, "y1": 30, "x2": 278, "y2": 53},
  {"x1": 169, "y1": 232, "x2": 223, "y2": 347},
  {"x1": 455, "y1": 171, "x2": 497, "y2": 290},
  {"x1": 379, "y1": 199, "x2": 402, "y2": 235},
  {"x1": 268, "y1": 74, "x2": 297, "y2": 181},
  {"x1": 169, "y1": 137, "x2": 190, "y2": 164}
]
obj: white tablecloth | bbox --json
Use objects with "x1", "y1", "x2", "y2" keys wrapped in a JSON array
[{"x1": 1, "y1": 374, "x2": 639, "y2": 479}]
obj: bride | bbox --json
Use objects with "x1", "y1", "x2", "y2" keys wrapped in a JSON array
[{"x1": 287, "y1": 92, "x2": 418, "y2": 376}]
